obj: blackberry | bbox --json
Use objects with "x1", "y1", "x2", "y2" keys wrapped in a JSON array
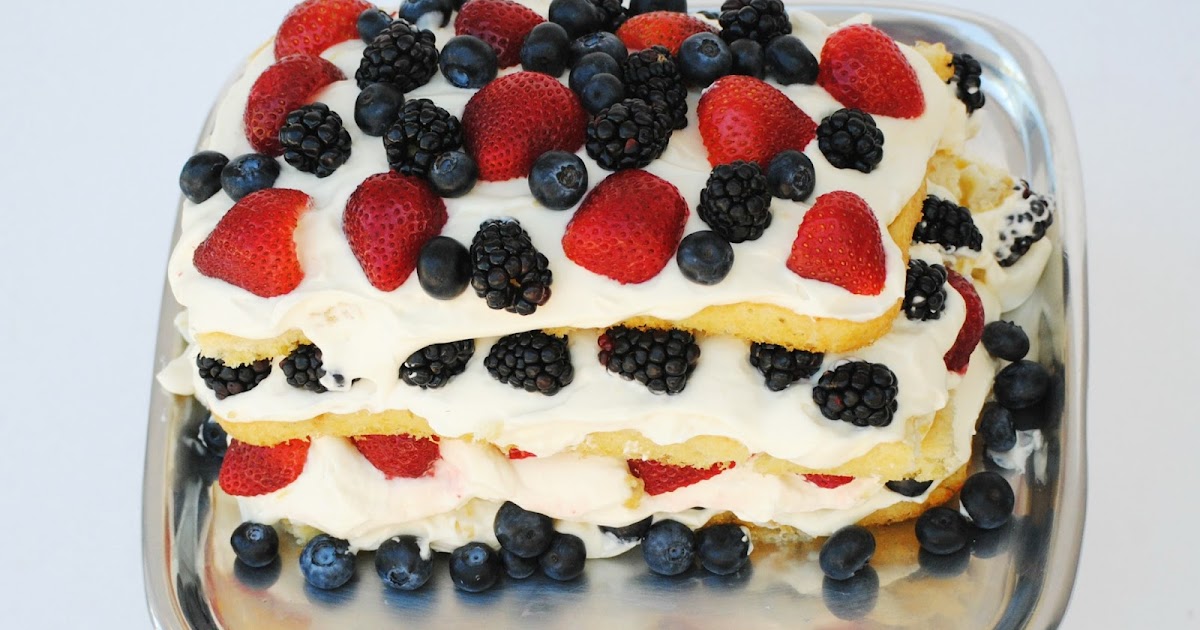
[
  {"x1": 196, "y1": 355, "x2": 271, "y2": 400},
  {"x1": 913, "y1": 195, "x2": 984, "y2": 253},
  {"x1": 384, "y1": 99, "x2": 464, "y2": 177},
  {"x1": 902, "y1": 260, "x2": 948, "y2": 321},
  {"x1": 485, "y1": 331, "x2": 574, "y2": 395},
  {"x1": 748, "y1": 342, "x2": 824, "y2": 392},
  {"x1": 717, "y1": 0, "x2": 792, "y2": 45},
  {"x1": 622, "y1": 46, "x2": 688, "y2": 130},
  {"x1": 817, "y1": 108, "x2": 884, "y2": 173},
  {"x1": 588, "y1": 0, "x2": 628, "y2": 31},
  {"x1": 278, "y1": 104, "x2": 351, "y2": 178},
  {"x1": 951, "y1": 53, "x2": 985, "y2": 114},
  {"x1": 812, "y1": 361, "x2": 899, "y2": 427},
  {"x1": 280, "y1": 344, "x2": 328, "y2": 393},
  {"x1": 698, "y1": 161, "x2": 772, "y2": 243},
  {"x1": 356, "y1": 19, "x2": 439, "y2": 92},
  {"x1": 470, "y1": 219, "x2": 553, "y2": 315},
  {"x1": 598, "y1": 326, "x2": 700, "y2": 395},
  {"x1": 996, "y1": 181, "x2": 1054, "y2": 267},
  {"x1": 585, "y1": 98, "x2": 673, "y2": 171},
  {"x1": 400, "y1": 340, "x2": 475, "y2": 389}
]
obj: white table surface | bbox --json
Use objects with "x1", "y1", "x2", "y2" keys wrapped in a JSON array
[{"x1": 0, "y1": 0, "x2": 1193, "y2": 626}]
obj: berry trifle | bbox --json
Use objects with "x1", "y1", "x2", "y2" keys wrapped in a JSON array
[{"x1": 159, "y1": 0, "x2": 1057, "y2": 594}]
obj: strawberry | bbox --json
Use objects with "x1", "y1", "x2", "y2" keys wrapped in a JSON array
[
  {"x1": 193, "y1": 189, "x2": 311, "y2": 298},
  {"x1": 562, "y1": 170, "x2": 688, "y2": 284},
  {"x1": 627, "y1": 459, "x2": 734, "y2": 496},
  {"x1": 943, "y1": 269, "x2": 984, "y2": 374},
  {"x1": 352, "y1": 434, "x2": 442, "y2": 478},
  {"x1": 817, "y1": 24, "x2": 925, "y2": 119},
  {"x1": 462, "y1": 72, "x2": 587, "y2": 181},
  {"x1": 344, "y1": 172, "x2": 448, "y2": 291},
  {"x1": 697, "y1": 75, "x2": 817, "y2": 167},
  {"x1": 615, "y1": 11, "x2": 717, "y2": 55},
  {"x1": 803, "y1": 474, "x2": 855, "y2": 489},
  {"x1": 244, "y1": 54, "x2": 344, "y2": 156},
  {"x1": 455, "y1": 0, "x2": 544, "y2": 67},
  {"x1": 219, "y1": 439, "x2": 311, "y2": 497},
  {"x1": 786, "y1": 191, "x2": 886, "y2": 295},
  {"x1": 507, "y1": 447, "x2": 536, "y2": 460},
  {"x1": 274, "y1": 0, "x2": 372, "y2": 60}
]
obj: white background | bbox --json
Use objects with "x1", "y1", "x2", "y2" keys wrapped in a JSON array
[{"x1": 0, "y1": 0, "x2": 1194, "y2": 627}]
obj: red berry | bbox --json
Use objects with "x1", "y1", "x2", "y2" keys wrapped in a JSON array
[
  {"x1": 943, "y1": 269, "x2": 984, "y2": 374},
  {"x1": 616, "y1": 11, "x2": 717, "y2": 55},
  {"x1": 219, "y1": 439, "x2": 311, "y2": 497},
  {"x1": 786, "y1": 191, "x2": 886, "y2": 295},
  {"x1": 244, "y1": 54, "x2": 345, "y2": 156},
  {"x1": 804, "y1": 474, "x2": 855, "y2": 489},
  {"x1": 697, "y1": 75, "x2": 816, "y2": 167},
  {"x1": 627, "y1": 459, "x2": 734, "y2": 496},
  {"x1": 274, "y1": 0, "x2": 373, "y2": 60},
  {"x1": 817, "y1": 24, "x2": 925, "y2": 119},
  {"x1": 507, "y1": 448, "x2": 536, "y2": 460},
  {"x1": 193, "y1": 188, "x2": 311, "y2": 298},
  {"x1": 344, "y1": 172, "x2": 448, "y2": 291},
  {"x1": 455, "y1": 0, "x2": 544, "y2": 68},
  {"x1": 352, "y1": 434, "x2": 442, "y2": 478}
]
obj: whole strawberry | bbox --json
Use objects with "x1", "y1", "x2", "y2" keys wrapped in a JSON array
[
  {"x1": 786, "y1": 191, "x2": 886, "y2": 295},
  {"x1": 344, "y1": 172, "x2": 447, "y2": 292},
  {"x1": 943, "y1": 269, "x2": 984, "y2": 373},
  {"x1": 616, "y1": 11, "x2": 717, "y2": 55},
  {"x1": 274, "y1": 0, "x2": 372, "y2": 59},
  {"x1": 562, "y1": 170, "x2": 688, "y2": 284},
  {"x1": 697, "y1": 75, "x2": 816, "y2": 167},
  {"x1": 455, "y1": 0, "x2": 544, "y2": 67},
  {"x1": 193, "y1": 188, "x2": 312, "y2": 298},
  {"x1": 628, "y1": 459, "x2": 733, "y2": 495},
  {"x1": 817, "y1": 24, "x2": 925, "y2": 119},
  {"x1": 219, "y1": 439, "x2": 311, "y2": 497},
  {"x1": 244, "y1": 54, "x2": 345, "y2": 156},
  {"x1": 352, "y1": 434, "x2": 442, "y2": 478}
]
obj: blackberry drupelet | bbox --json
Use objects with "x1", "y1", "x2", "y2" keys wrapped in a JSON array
[
  {"x1": 585, "y1": 98, "x2": 673, "y2": 171},
  {"x1": 356, "y1": 19, "x2": 440, "y2": 92},
  {"x1": 588, "y1": 0, "x2": 628, "y2": 31},
  {"x1": 469, "y1": 219, "x2": 553, "y2": 315},
  {"x1": 384, "y1": 99, "x2": 463, "y2": 177},
  {"x1": 400, "y1": 340, "x2": 476, "y2": 389},
  {"x1": 817, "y1": 108, "x2": 884, "y2": 173},
  {"x1": 278, "y1": 104, "x2": 352, "y2": 177},
  {"x1": 951, "y1": 53, "x2": 985, "y2": 114},
  {"x1": 698, "y1": 161, "x2": 773, "y2": 243},
  {"x1": 598, "y1": 326, "x2": 701, "y2": 395},
  {"x1": 280, "y1": 344, "x2": 328, "y2": 393},
  {"x1": 485, "y1": 331, "x2": 574, "y2": 395},
  {"x1": 996, "y1": 180, "x2": 1053, "y2": 267},
  {"x1": 196, "y1": 355, "x2": 271, "y2": 400},
  {"x1": 812, "y1": 361, "x2": 899, "y2": 427},
  {"x1": 913, "y1": 195, "x2": 984, "y2": 253},
  {"x1": 902, "y1": 259, "x2": 948, "y2": 321},
  {"x1": 717, "y1": 0, "x2": 792, "y2": 45},
  {"x1": 622, "y1": 46, "x2": 688, "y2": 130},
  {"x1": 748, "y1": 342, "x2": 824, "y2": 392}
]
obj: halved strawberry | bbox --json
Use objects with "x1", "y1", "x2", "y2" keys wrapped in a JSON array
[
  {"x1": 628, "y1": 459, "x2": 734, "y2": 496},
  {"x1": 507, "y1": 447, "x2": 537, "y2": 460},
  {"x1": 803, "y1": 474, "x2": 855, "y2": 489},
  {"x1": 697, "y1": 75, "x2": 817, "y2": 167},
  {"x1": 219, "y1": 439, "x2": 311, "y2": 497},
  {"x1": 616, "y1": 11, "x2": 717, "y2": 55},
  {"x1": 352, "y1": 434, "x2": 441, "y2": 478},
  {"x1": 817, "y1": 24, "x2": 925, "y2": 119},
  {"x1": 943, "y1": 269, "x2": 984, "y2": 373},
  {"x1": 462, "y1": 72, "x2": 587, "y2": 181},
  {"x1": 786, "y1": 191, "x2": 886, "y2": 295},
  {"x1": 562, "y1": 169, "x2": 688, "y2": 284},
  {"x1": 344, "y1": 172, "x2": 447, "y2": 291},
  {"x1": 193, "y1": 188, "x2": 311, "y2": 297},
  {"x1": 274, "y1": 0, "x2": 372, "y2": 60},
  {"x1": 455, "y1": 0, "x2": 544, "y2": 67},
  {"x1": 244, "y1": 54, "x2": 345, "y2": 156}
]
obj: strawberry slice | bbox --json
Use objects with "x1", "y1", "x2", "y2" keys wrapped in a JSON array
[
  {"x1": 275, "y1": 0, "x2": 373, "y2": 60},
  {"x1": 507, "y1": 448, "x2": 537, "y2": 460},
  {"x1": 786, "y1": 191, "x2": 886, "y2": 295},
  {"x1": 817, "y1": 24, "x2": 925, "y2": 119},
  {"x1": 562, "y1": 169, "x2": 688, "y2": 284},
  {"x1": 244, "y1": 54, "x2": 345, "y2": 156},
  {"x1": 193, "y1": 189, "x2": 311, "y2": 297},
  {"x1": 352, "y1": 434, "x2": 442, "y2": 478},
  {"x1": 455, "y1": 0, "x2": 544, "y2": 67},
  {"x1": 344, "y1": 172, "x2": 448, "y2": 291},
  {"x1": 462, "y1": 72, "x2": 587, "y2": 181},
  {"x1": 219, "y1": 439, "x2": 311, "y2": 497},
  {"x1": 943, "y1": 269, "x2": 984, "y2": 373},
  {"x1": 628, "y1": 459, "x2": 733, "y2": 496},
  {"x1": 803, "y1": 474, "x2": 855, "y2": 489},
  {"x1": 616, "y1": 11, "x2": 717, "y2": 55},
  {"x1": 697, "y1": 75, "x2": 816, "y2": 167}
]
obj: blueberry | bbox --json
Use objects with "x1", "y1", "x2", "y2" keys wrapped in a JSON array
[
  {"x1": 765, "y1": 149, "x2": 816, "y2": 202},
  {"x1": 440, "y1": 35, "x2": 498, "y2": 89},
  {"x1": 822, "y1": 566, "x2": 879, "y2": 621},
  {"x1": 629, "y1": 0, "x2": 686, "y2": 15},
  {"x1": 695, "y1": 524, "x2": 751, "y2": 575},
  {"x1": 960, "y1": 471, "x2": 1015, "y2": 530},
  {"x1": 299, "y1": 534, "x2": 356, "y2": 590},
  {"x1": 529, "y1": 150, "x2": 589, "y2": 209},
  {"x1": 915, "y1": 507, "x2": 969, "y2": 555},
  {"x1": 570, "y1": 32, "x2": 628, "y2": 64},
  {"x1": 448, "y1": 542, "x2": 501, "y2": 592},
  {"x1": 993, "y1": 360, "x2": 1050, "y2": 409},
  {"x1": 399, "y1": 0, "x2": 452, "y2": 29},
  {"x1": 199, "y1": 417, "x2": 228, "y2": 457},
  {"x1": 522, "y1": 22, "x2": 572, "y2": 77},
  {"x1": 221, "y1": 153, "x2": 280, "y2": 201},
  {"x1": 416, "y1": 236, "x2": 472, "y2": 299},
  {"x1": 570, "y1": 51, "x2": 622, "y2": 94},
  {"x1": 230, "y1": 522, "x2": 279, "y2": 568},
  {"x1": 355, "y1": 83, "x2": 406, "y2": 137},
  {"x1": 540, "y1": 533, "x2": 587, "y2": 581},
  {"x1": 884, "y1": 478, "x2": 932, "y2": 497},
  {"x1": 982, "y1": 320, "x2": 1030, "y2": 361},
  {"x1": 428, "y1": 150, "x2": 478, "y2": 198},
  {"x1": 677, "y1": 32, "x2": 732, "y2": 87},
  {"x1": 578, "y1": 72, "x2": 625, "y2": 114},
  {"x1": 764, "y1": 35, "x2": 819, "y2": 85},
  {"x1": 676, "y1": 231, "x2": 734, "y2": 285},
  {"x1": 599, "y1": 516, "x2": 653, "y2": 542},
  {"x1": 180, "y1": 151, "x2": 229, "y2": 204},
  {"x1": 642, "y1": 519, "x2": 695, "y2": 576},
  {"x1": 729, "y1": 38, "x2": 764, "y2": 78},
  {"x1": 357, "y1": 8, "x2": 393, "y2": 43},
  {"x1": 500, "y1": 548, "x2": 538, "y2": 579},
  {"x1": 980, "y1": 402, "x2": 1017, "y2": 451},
  {"x1": 818, "y1": 525, "x2": 875, "y2": 580},
  {"x1": 493, "y1": 501, "x2": 554, "y2": 558},
  {"x1": 375, "y1": 535, "x2": 434, "y2": 591},
  {"x1": 548, "y1": 0, "x2": 602, "y2": 38}
]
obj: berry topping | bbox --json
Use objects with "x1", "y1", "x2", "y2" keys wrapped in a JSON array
[
  {"x1": 463, "y1": 72, "x2": 588, "y2": 181},
  {"x1": 470, "y1": 219, "x2": 553, "y2": 314},
  {"x1": 455, "y1": 0, "x2": 545, "y2": 68},
  {"x1": 629, "y1": 0, "x2": 687, "y2": 15},
  {"x1": 275, "y1": 0, "x2": 372, "y2": 59},
  {"x1": 356, "y1": 19, "x2": 440, "y2": 91},
  {"x1": 586, "y1": 98, "x2": 673, "y2": 171},
  {"x1": 570, "y1": 51, "x2": 623, "y2": 93},
  {"x1": 817, "y1": 24, "x2": 925, "y2": 119},
  {"x1": 903, "y1": 259, "x2": 948, "y2": 321},
  {"x1": 231, "y1": 522, "x2": 279, "y2": 568},
  {"x1": 245, "y1": 55, "x2": 345, "y2": 156},
  {"x1": 813, "y1": 361, "x2": 899, "y2": 427},
  {"x1": 980, "y1": 402, "x2": 1017, "y2": 452},
  {"x1": 951, "y1": 53, "x2": 985, "y2": 114},
  {"x1": 384, "y1": 99, "x2": 464, "y2": 177},
  {"x1": 218, "y1": 439, "x2": 310, "y2": 497},
  {"x1": 485, "y1": 331, "x2": 574, "y2": 395},
  {"x1": 588, "y1": 0, "x2": 629, "y2": 31},
  {"x1": 600, "y1": 516, "x2": 654, "y2": 542},
  {"x1": 281, "y1": 344, "x2": 327, "y2": 393},
  {"x1": 549, "y1": 0, "x2": 603, "y2": 38},
  {"x1": 699, "y1": 160, "x2": 772, "y2": 243},
  {"x1": 642, "y1": 519, "x2": 696, "y2": 576},
  {"x1": 357, "y1": 7, "x2": 394, "y2": 42},
  {"x1": 913, "y1": 195, "x2": 983, "y2": 253},
  {"x1": 194, "y1": 188, "x2": 310, "y2": 297},
  {"x1": 529, "y1": 151, "x2": 589, "y2": 209},
  {"x1": 399, "y1": 0, "x2": 452, "y2": 28},
  {"x1": 578, "y1": 72, "x2": 626, "y2": 114},
  {"x1": 278, "y1": 103, "x2": 352, "y2": 178},
  {"x1": 729, "y1": 38, "x2": 765, "y2": 78},
  {"x1": 197, "y1": 355, "x2": 272, "y2": 400},
  {"x1": 993, "y1": 360, "x2": 1050, "y2": 409},
  {"x1": 677, "y1": 32, "x2": 733, "y2": 87},
  {"x1": 718, "y1": 0, "x2": 790, "y2": 44},
  {"x1": 598, "y1": 326, "x2": 701, "y2": 395},
  {"x1": 299, "y1": 534, "x2": 356, "y2": 590},
  {"x1": 221, "y1": 153, "x2": 282, "y2": 201},
  {"x1": 695, "y1": 524, "x2": 751, "y2": 575},
  {"x1": 399, "y1": 340, "x2": 475, "y2": 389},
  {"x1": 180, "y1": 151, "x2": 228, "y2": 204},
  {"x1": 540, "y1": 533, "x2": 587, "y2": 581},
  {"x1": 354, "y1": 83, "x2": 405, "y2": 137},
  {"x1": 996, "y1": 181, "x2": 1054, "y2": 267},
  {"x1": 416, "y1": 235, "x2": 472, "y2": 299},
  {"x1": 817, "y1": 108, "x2": 884, "y2": 173},
  {"x1": 501, "y1": 548, "x2": 539, "y2": 579},
  {"x1": 616, "y1": 11, "x2": 717, "y2": 55},
  {"x1": 676, "y1": 230, "x2": 735, "y2": 285},
  {"x1": 765, "y1": 149, "x2": 815, "y2": 202},
  {"x1": 494, "y1": 501, "x2": 555, "y2": 558},
  {"x1": 749, "y1": 342, "x2": 823, "y2": 391},
  {"x1": 440, "y1": 35, "x2": 499, "y2": 88},
  {"x1": 943, "y1": 269, "x2": 984, "y2": 373},
  {"x1": 804, "y1": 474, "x2": 856, "y2": 488},
  {"x1": 786, "y1": 191, "x2": 886, "y2": 295},
  {"x1": 199, "y1": 417, "x2": 229, "y2": 457},
  {"x1": 449, "y1": 542, "x2": 501, "y2": 592},
  {"x1": 697, "y1": 75, "x2": 816, "y2": 167},
  {"x1": 982, "y1": 321, "x2": 1030, "y2": 362},
  {"x1": 352, "y1": 433, "x2": 442, "y2": 478},
  {"x1": 375, "y1": 535, "x2": 434, "y2": 591},
  {"x1": 622, "y1": 46, "x2": 688, "y2": 129},
  {"x1": 344, "y1": 172, "x2": 448, "y2": 291},
  {"x1": 427, "y1": 150, "x2": 479, "y2": 198},
  {"x1": 915, "y1": 506, "x2": 969, "y2": 555},
  {"x1": 521, "y1": 22, "x2": 572, "y2": 76},
  {"x1": 819, "y1": 525, "x2": 875, "y2": 580},
  {"x1": 628, "y1": 459, "x2": 732, "y2": 495},
  {"x1": 563, "y1": 169, "x2": 688, "y2": 284},
  {"x1": 570, "y1": 31, "x2": 629, "y2": 62},
  {"x1": 884, "y1": 478, "x2": 933, "y2": 497},
  {"x1": 961, "y1": 471, "x2": 1015, "y2": 530},
  {"x1": 764, "y1": 35, "x2": 819, "y2": 85}
]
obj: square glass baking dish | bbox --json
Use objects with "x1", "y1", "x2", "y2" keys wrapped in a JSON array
[{"x1": 142, "y1": 2, "x2": 1087, "y2": 627}]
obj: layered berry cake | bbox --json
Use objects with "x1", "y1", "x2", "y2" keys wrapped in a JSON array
[{"x1": 159, "y1": 0, "x2": 1056, "y2": 592}]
